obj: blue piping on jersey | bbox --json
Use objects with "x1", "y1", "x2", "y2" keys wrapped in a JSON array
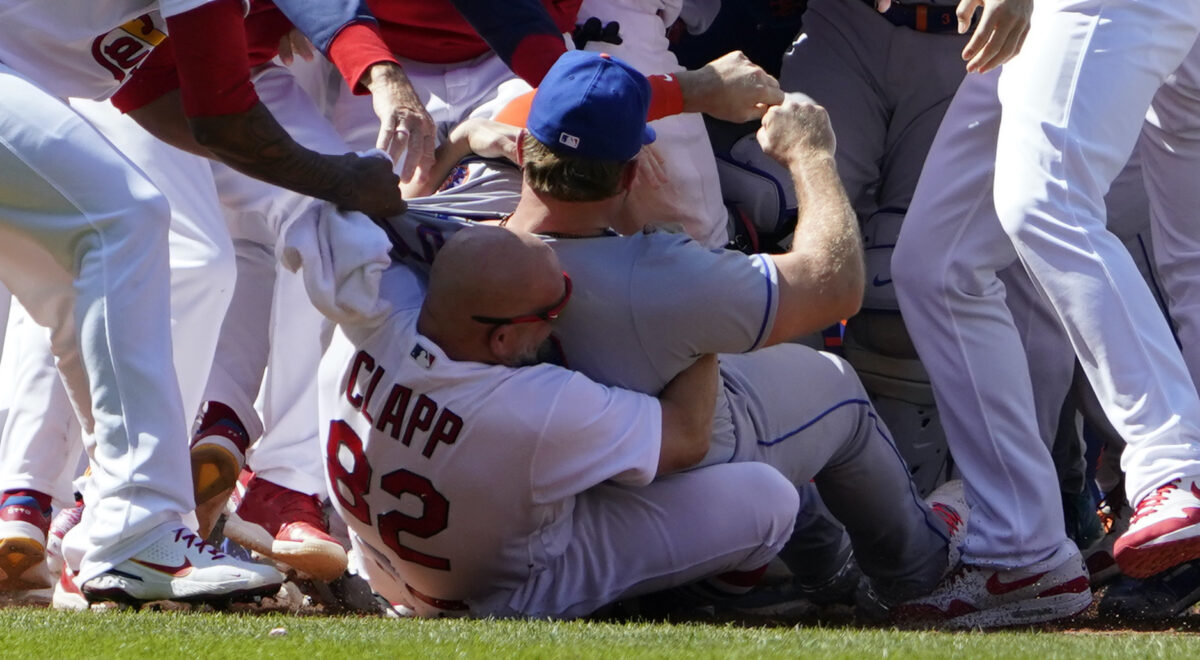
[
  {"x1": 750, "y1": 253, "x2": 773, "y2": 349},
  {"x1": 756, "y1": 397, "x2": 950, "y2": 546}
]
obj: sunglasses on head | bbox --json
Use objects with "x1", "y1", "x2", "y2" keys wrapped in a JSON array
[{"x1": 472, "y1": 272, "x2": 573, "y2": 326}]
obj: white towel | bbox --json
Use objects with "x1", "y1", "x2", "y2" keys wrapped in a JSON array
[{"x1": 279, "y1": 198, "x2": 392, "y2": 328}]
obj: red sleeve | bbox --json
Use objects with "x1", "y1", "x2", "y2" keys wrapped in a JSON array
[
  {"x1": 164, "y1": 0, "x2": 259, "y2": 117},
  {"x1": 110, "y1": 37, "x2": 181, "y2": 113},
  {"x1": 508, "y1": 33, "x2": 567, "y2": 87},
  {"x1": 327, "y1": 21, "x2": 401, "y2": 95},
  {"x1": 493, "y1": 73, "x2": 685, "y2": 127}
]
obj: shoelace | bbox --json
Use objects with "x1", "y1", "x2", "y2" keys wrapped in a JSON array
[
  {"x1": 1130, "y1": 479, "x2": 1181, "y2": 524},
  {"x1": 934, "y1": 562, "x2": 976, "y2": 592},
  {"x1": 50, "y1": 503, "x2": 84, "y2": 540},
  {"x1": 173, "y1": 527, "x2": 226, "y2": 560},
  {"x1": 931, "y1": 502, "x2": 965, "y2": 535}
]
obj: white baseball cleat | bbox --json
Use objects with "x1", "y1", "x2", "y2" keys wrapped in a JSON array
[
  {"x1": 51, "y1": 566, "x2": 90, "y2": 611},
  {"x1": 1114, "y1": 477, "x2": 1200, "y2": 579},
  {"x1": 893, "y1": 540, "x2": 1092, "y2": 629},
  {"x1": 81, "y1": 526, "x2": 283, "y2": 606}
]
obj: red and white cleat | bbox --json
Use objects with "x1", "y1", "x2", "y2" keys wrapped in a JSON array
[
  {"x1": 225, "y1": 476, "x2": 348, "y2": 582},
  {"x1": 0, "y1": 494, "x2": 53, "y2": 591},
  {"x1": 1114, "y1": 477, "x2": 1200, "y2": 579},
  {"x1": 893, "y1": 540, "x2": 1092, "y2": 629},
  {"x1": 191, "y1": 402, "x2": 252, "y2": 538}
]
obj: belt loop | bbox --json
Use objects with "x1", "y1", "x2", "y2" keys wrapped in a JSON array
[{"x1": 915, "y1": 4, "x2": 928, "y2": 31}]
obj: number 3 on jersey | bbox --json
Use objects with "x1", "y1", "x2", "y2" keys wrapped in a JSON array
[{"x1": 327, "y1": 420, "x2": 451, "y2": 570}]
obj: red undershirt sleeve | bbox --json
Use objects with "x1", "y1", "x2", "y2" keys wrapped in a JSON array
[
  {"x1": 164, "y1": 0, "x2": 259, "y2": 117},
  {"x1": 327, "y1": 21, "x2": 400, "y2": 95},
  {"x1": 110, "y1": 37, "x2": 180, "y2": 113},
  {"x1": 508, "y1": 33, "x2": 567, "y2": 87}
]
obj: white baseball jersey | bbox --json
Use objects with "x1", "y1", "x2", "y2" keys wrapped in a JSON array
[
  {"x1": 322, "y1": 265, "x2": 662, "y2": 609},
  {"x1": 0, "y1": 0, "x2": 205, "y2": 101}
]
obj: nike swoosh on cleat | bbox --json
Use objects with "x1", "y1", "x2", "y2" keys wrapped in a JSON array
[
  {"x1": 129, "y1": 557, "x2": 193, "y2": 577},
  {"x1": 872, "y1": 275, "x2": 892, "y2": 287},
  {"x1": 985, "y1": 571, "x2": 1047, "y2": 595}
]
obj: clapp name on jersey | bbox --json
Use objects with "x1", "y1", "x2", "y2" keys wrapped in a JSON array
[{"x1": 344, "y1": 350, "x2": 462, "y2": 460}]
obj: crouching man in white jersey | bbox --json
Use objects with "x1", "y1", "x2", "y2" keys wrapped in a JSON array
[{"x1": 320, "y1": 226, "x2": 798, "y2": 618}]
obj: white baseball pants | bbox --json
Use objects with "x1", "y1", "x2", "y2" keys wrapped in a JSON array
[
  {"x1": 0, "y1": 65, "x2": 193, "y2": 583},
  {"x1": 357, "y1": 461, "x2": 798, "y2": 619},
  {"x1": 0, "y1": 98, "x2": 234, "y2": 516},
  {"x1": 207, "y1": 63, "x2": 363, "y2": 498},
  {"x1": 894, "y1": 0, "x2": 1200, "y2": 568},
  {"x1": 0, "y1": 301, "x2": 83, "y2": 508},
  {"x1": 993, "y1": 1, "x2": 1200, "y2": 510}
]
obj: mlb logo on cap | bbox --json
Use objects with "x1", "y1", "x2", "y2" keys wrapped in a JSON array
[{"x1": 528, "y1": 51, "x2": 656, "y2": 162}]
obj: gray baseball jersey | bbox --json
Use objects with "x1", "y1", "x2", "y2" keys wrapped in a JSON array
[{"x1": 383, "y1": 203, "x2": 780, "y2": 465}]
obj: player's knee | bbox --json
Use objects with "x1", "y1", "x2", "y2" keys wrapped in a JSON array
[
  {"x1": 71, "y1": 186, "x2": 171, "y2": 270},
  {"x1": 892, "y1": 231, "x2": 979, "y2": 307},
  {"x1": 96, "y1": 182, "x2": 172, "y2": 244},
  {"x1": 890, "y1": 231, "x2": 933, "y2": 300},
  {"x1": 172, "y1": 229, "x2": 236, "y2": 306},
  {"x1": 740, "y1": 462, "x2": 800, "y2": 549},
  {"x1": 814, "y1": 350, "x2": 872, "y2": 401},
  {"x1": 861, "y1": 211, "x2": 905, "y2": 312}
]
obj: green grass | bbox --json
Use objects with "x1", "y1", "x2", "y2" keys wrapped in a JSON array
[{"x1": 4, "y1": 608, "x2": 1200, "y2": 659}]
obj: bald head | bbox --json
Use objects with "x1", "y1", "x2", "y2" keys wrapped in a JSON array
[{"x1": 419, "y1": 225, "x2": 565, "y2": 364}]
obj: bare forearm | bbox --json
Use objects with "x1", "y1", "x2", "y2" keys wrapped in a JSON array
[
  {"x1": 402, "y1": 134, "x2": 471, "y2": 198},
  {"x1": 676, "y1": 66, "x2": 715, "y2": 115},
  {"x1": 676, "y1": 52, "x2": 784, "y2": 123},
  {"x1": 756, "y1": 99, "x2": 863, "y2": 344},
  {"x1": 657, "y1": 354, "x2": 718, "y2": 475},
  {"x1": 763, "y1": 152, "x2": 863, "y2": 345},
  {"x1": 190, "y1": 102, "x2": 358, "y2": 208},
  {"x1": 126, "y1": 91, "x2": 214, "y2": 159},
  {"x1": 788, "y1": 151, "x2": 864, "y2": 300}
]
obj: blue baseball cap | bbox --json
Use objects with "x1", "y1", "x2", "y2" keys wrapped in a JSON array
[{"x1": 527, "y1": 51, "x2": 656, "y2": 162}]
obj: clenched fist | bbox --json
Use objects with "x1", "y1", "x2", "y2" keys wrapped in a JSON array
[
  {"x1": 756, "y1": 94, "x2": 836, "y2": 166},
  {"x1": 336, "y1": 153, "x2": 406, "y2": 218}
]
